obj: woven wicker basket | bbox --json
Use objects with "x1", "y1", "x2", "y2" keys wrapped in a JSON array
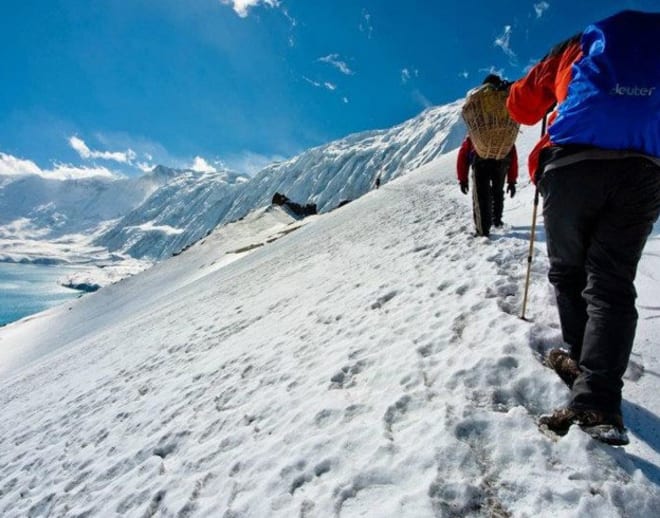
[{"x1": 461, "y1": 86, "x2": 520, "y2": 159}]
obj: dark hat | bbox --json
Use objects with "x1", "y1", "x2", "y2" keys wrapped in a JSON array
[{"x1": 482, "y1": 74, "x2": 503, "y2": 87}]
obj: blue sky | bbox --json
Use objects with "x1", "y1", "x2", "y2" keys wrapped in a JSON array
[{"x1": 1, "y1": 0, "x2": 657, "y2": 178}]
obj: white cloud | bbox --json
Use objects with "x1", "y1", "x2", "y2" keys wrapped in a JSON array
[
  {"x1": 225, "y1": 151, "x2": 285, "y2": 176},
  {"x1": 303, "y1": 76, "x2": 322, "y2": 88},
  {"x1": 303, "y1": 76, "x2": 343, "y2": 100},
  {"x1": 303, "y1": 76, "x2": 346, "y2": 102},
  {"x1": 190, "y1": 156, "x2": 217, "y2": 173},
  {"x1": 494, "y1": 25, "x2": 517, "y2": 63},
  {"x1": 304, "y1": 77, "x2": 334, "y2": 90},
  {"x1": 46, "y1": 163, "x2": 118, "y2": 181},
  {"x1": 69, "y1": 136, "x2": 136, "y2": 164},
  {"x1": 534, "y1": 2, "x2": 550, "y2": 18},
  {"x1": 90, "y1": 134, "x2": 183, "y2": 174},
  {"x1": 219, "y1": 0, "x2": 280, "y2": 18},
  {"x1": 401, "y1": 68, "x2": 419, "y2": 84},
  {"x1": 0, "y1": 152, "x2": 42, "y2": 176},
  {"x1": 459, "y1": 70, "x2": 469, "y2": 79},
  {"x1": 359, "y1": 9, "x2": 374, "y2": 39},
  {"x1": 282, "y1": 8, "x2": 297, "y2": 28},
  {"x1": 318, "y1": 54, "x2": 354, "y2": 75},
  {"x1": 281, "y1": 7, "x2": 297, "y2": 46},
  {"x1": 0, "y1": 151, "x2": 118, "y2": 181},
  {"x1": 136, "y1": 162, "x2": 156, "y2": 173},
  {"x1": 68, "y1": 136, "x2": 92, "y2": 157}
]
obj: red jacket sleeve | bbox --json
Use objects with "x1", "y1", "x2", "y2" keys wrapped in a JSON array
[
  {"x1": 506, "y1": 40, "x2": 582, "y2": 181},
  {"x1": 506, "y1": 55, "x2": 560, "y2": 126},
  {"x1": 456, "y1": 137, "x2": 472, "y2": 183},
  {"x1": 507, "y1": 146, "x2": 518, "y2": 183},
  {"x1": 507, "y1": 40, "x2": 583, "y2": 125}
]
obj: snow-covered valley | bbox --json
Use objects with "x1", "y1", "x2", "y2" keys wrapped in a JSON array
[{"x1": 1, "y1": 143, "x2": 658, "y2": 516}]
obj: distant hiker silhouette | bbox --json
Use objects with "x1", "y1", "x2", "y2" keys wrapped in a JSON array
[
  {"x1": 458, "y1": 75, "x2": 518, "y2": 236},
  {"x1": 374, "y1": 174, "x2": 381, "y2": 189},
  {"x1": 507, "y1": 10, "x2": 660, "y2": 445}
]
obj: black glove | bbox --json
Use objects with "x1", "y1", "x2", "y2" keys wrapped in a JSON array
[
  {"x1": 507, "y1": 183, "x2": 516, "y2": 198},
  {"x1": 460, "y1": 182, "x2": 469, "y2": 195}
]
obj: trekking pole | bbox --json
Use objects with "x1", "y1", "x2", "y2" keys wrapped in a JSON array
[
  {"x1": 520, "y1": 115, "x2": 548, "y2": 321},
  {"x1": 520, "y1": 189, "x2": 539, "y2": 320}
]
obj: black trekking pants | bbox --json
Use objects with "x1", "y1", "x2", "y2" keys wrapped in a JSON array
[
  {"x1": 471, "y1": 160, "x2": 507, "y2": 236},
  {"x1": 539, "y1": 157, "x2": 660, "y2": 415}
]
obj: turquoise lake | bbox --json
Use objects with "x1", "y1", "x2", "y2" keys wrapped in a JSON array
[{"x1": 0, "y1": 263, "x2": 83, "y2": 327}]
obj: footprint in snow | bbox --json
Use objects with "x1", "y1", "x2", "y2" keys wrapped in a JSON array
[
  {"x1": 370, "y1": 290, "x2": 398, "y2": 310},
  {"x1": 283, "y1": 458, "x2": 333, "y2": 495},
  {"x1": 344, "y1": 404, "x2": 371, "y2": 422},
  {"x1": 314, "y1": 408, "x2": 342, "y2": 428},
  {"x1": 451, "y1": 313, "x2": 468, "y2": 341},
  {"x1": 329, "y1": 359, "x2": 369, "y2": 389},
  {"x1": 383, "y1": 394, "x2": 413, "y2": 439},
  {"x1": 455, "y1": 283, "x2": 470, "y2": 296}
]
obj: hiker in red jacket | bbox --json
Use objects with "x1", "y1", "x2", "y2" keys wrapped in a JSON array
[
  {"x1": 456, "y1": 135, "x2": 518, "y2": 236},
  {"x1": 506, "y1": 10, "x2": 660, "y2": 444}
]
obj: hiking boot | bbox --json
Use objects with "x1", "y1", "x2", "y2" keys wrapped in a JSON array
[
  {"x1": 539, "y1": 407, "x2": 629, "y2": 445},
  {"x1": 545, "y1": 348, "x2": 581, "y2": 388}
]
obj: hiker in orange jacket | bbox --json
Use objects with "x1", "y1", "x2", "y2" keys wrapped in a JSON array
[
  {"x1": 506, "y1": 36, "x2": 582, "y2": 183},
  {"x1": 456, "y1": 135, "x2": 518, "y2": 236},
  {"x1": 506, "y1": 11, "x2": 660, "y2": 444}
]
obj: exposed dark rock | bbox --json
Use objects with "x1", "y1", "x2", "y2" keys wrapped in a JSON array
[
  {"x1": 271, "y1": 192, "x2": 317, "y2": 218},
  {"x1": 61, "y1": 281, "x2": 100, "y2": 293}
]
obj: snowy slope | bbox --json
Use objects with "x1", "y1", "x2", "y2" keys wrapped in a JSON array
[
  {"x1": 0, "y1": 204, "x2": 301, "y2": 377},
  {"x1": 1, "y1": 146, "x2": 658, "y2": 517}
]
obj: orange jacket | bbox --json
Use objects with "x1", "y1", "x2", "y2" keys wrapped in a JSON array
[
  {"x1": 506, "y1": 36, "x2": 583, "y2": 181},
  {"x1": 456, "y1": 136, "x2": 518, "y2": 184}
]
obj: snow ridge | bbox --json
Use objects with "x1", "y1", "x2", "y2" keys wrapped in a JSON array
[
  {"x1": 93, "y1": 169, "x2": 249, "y2": 260},
  {"x1": 221, "y1": 101, "x2": 466, "y2": 223}
]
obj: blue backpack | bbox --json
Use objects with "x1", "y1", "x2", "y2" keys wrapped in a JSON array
[{"x1": 549, "y1": 10, "x2": 660, "y2": 157}]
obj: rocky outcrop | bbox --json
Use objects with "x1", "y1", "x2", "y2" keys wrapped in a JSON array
[{"x1": 271, "y1": 193, "x2": 317, "y2": 218}]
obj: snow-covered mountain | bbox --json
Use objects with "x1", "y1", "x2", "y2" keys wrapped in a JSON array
[
  {"x1": 0, "y1": 166, "x2": 179, "y2": 238},
  {"x1": 221, "y1": 100, "x2": 466, "y2": 222},
  {"x1": 94, "y1": 101, "x2": 465, "y2": 261},
  {"x1": 1, "y1": 147, "x2": 658, "y2": 517},
  {"x1": 0, "y1": 166, "x2": 185, "y2": 265},
  {"x1": 1, "y1": 102, "x2": 465, "y2": 264},
  {"x1": 93, "y1": 169, "x2": 250, "y2": 260}
]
